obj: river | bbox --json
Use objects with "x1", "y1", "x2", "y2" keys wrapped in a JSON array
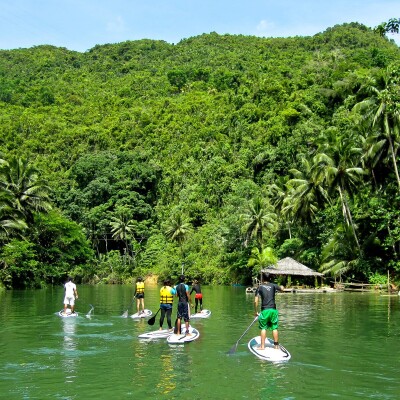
[{"x1": 0, "y1": 285, "x2": 399, "y2": 399}]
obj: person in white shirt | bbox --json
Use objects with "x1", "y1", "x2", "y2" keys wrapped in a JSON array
[{"x1": 63, "y1": 276, "x2": 78, "y2": 315}]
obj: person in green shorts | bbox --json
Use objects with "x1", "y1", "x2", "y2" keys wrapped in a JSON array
[{"x1": 254, "y1": 274, "x2": 284, "y2": 350}]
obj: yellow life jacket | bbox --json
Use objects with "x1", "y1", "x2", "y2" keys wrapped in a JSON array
[
  {"x1": 136, "y1": 281, "x2": 145, "y2": 294},
  {"x1": 160, "y1": 286, "x2": 174, "y2": 304}
]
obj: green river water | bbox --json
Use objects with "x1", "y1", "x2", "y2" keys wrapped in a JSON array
[{"x1": 0, "y1": 285, "x2": 399, "y2": 399}]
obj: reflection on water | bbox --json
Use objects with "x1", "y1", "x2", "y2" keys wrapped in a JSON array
[
  {"x1": 62, "y1": 318, "x2": 77, "y2": 383},
  {"x1": 157, "y1": 354, "x2": 176, "y2": 394}
]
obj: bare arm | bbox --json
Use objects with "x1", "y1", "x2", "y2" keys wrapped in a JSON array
[{"x1": 254, "y1": 295, "x2": 259, "y2": 316}]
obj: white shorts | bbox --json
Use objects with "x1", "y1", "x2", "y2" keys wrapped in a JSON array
[{"x1": 64, "y1": 296, "x2": 75, "y2": 306}]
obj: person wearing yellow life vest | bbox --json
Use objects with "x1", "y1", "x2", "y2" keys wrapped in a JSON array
[
  {"x1": 134, "y1": 277, "x2": 145, "y2": 314},
  {"x1": 159, "y1": 279, "x2": 176, "y2": 330}
]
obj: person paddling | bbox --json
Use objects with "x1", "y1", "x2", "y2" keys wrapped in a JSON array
[
  {"x1": 254, "y1": 274, "x2": 284, "y2": 350},
  {"x1": 134, "y1": 277, "x2": 145, "y2": 314},
  {"x1": 175, "y1": 275, "x2": 192, "y2": 335},
  {"x1": 63, "y1": 276, "x2": 78, "y2": 315},
  {"x1": 159, "y1": 279, "x2": 176, "y2": 331},
  {"x1": 190, "y1": 279, "x2": 203, "y2": 313}
]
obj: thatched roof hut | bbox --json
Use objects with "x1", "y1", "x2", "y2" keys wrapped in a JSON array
[{"x1": 261, "y1": 257, "x2": 323, "y2": 277}]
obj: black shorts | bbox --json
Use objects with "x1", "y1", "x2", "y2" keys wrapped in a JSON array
[
  {"x1": 177, "y1": 302, "x2": 190, "y2": 321},
  {"x1": 136, "y1": 293, "x2": 144, "y2": 299}
]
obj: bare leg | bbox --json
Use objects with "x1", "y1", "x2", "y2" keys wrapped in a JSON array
[
  {"x1": 140, "y1": 298, "x2": 144, "y2": 313},
  {"x1": 272, "y1": 329, "x2": 279, "y2": 349},
  {"x1": 177, "y1": 318, "x2": 181, "y2": 334},
  {"x1": 260, "y1": 328, "x2": 266, "y2": 349}
]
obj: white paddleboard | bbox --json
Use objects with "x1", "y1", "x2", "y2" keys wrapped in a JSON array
[
  {"x1": 167, "y1": 326, "x2": 200, "y2": 344},
  {"x1": 248, "y1": 336, "x2": 291, "y2": 362},
  {"x1": 130, "y1": 309, "x2": 152, "y2": 319},
  {"x1": 138, "y1": 329, "x2": 174, "y2": 339},
  {"x1": 58, "y1": 309, "x2": 78, "y2": 318},
  {"x1": 190, "y1": 309, "x2": 211, "y2": 319}
]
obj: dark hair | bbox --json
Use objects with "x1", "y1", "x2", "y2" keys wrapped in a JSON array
[
  {"x1": 137, "y1": 277, "x2": 143, "y2": 282},
  {"x1": 164, "y1": 279, "x2": 171, "y2": 286},
  {"x1": 179, "y1": 275, "x2": 185, "y2": 283}
]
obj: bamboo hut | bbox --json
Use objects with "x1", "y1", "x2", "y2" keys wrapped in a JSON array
[{"x1": 261, "y1": 257, "x2": 324, "y2": 287}]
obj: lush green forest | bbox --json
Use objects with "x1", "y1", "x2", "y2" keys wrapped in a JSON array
[{"x1": 0, "y1": 22, "x2": 400, "y2": 288}]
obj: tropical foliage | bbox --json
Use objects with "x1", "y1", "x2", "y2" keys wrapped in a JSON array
[{"x1": 0, "y1": 21, "x2": 400, "y2": 287}]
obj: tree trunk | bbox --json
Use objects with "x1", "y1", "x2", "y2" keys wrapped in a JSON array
[
  {"x1": 339, "y1": 186, "x2": 361, "y2": 254},
  {"x1": 387, "y1": 132, "x2": 400, "y2": 192}
]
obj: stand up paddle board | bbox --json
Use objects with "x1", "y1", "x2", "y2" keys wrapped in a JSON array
[
  {"x1": 130, "y1": 309, "x2": 152, "y2": 319},
  {"x1": 167, "y1": 326, "x2": 200, "y2": 344},
  {"x1": 248, "y1": 336, "x2": 291, "y2": 362},
  {"x1": 58, "y1": 309, "x2": 78, "y2": 318},
  {"x1": 190, "y1": 309, "x2": 211, "y2": 319},
  {"x1": 138, "y1": 328, "x2": 174, "y2": 339}
]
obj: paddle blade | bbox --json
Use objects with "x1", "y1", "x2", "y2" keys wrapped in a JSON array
[
  {"x1": 227, "y1": 343, "x2": 238, "y2": 355},
  {"x1": 147, "y1": 308, "x2": 160, "y2": 325}
]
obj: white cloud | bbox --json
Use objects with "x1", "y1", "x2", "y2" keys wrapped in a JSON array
[
  {"x1": 106, "y1": 16, "x2": 126, "y2": 33},
  {"x1": 256, "y1": 19, "x2": 275, "y2": 34}
]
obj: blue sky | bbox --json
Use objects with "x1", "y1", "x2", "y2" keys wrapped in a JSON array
[{"x1": 0, "y1": 0, "x2": 399, "y2": 52}]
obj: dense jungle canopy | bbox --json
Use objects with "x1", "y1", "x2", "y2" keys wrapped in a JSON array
[{"x1": 0, "y1": 22, "x2": 400, "y2": 288}]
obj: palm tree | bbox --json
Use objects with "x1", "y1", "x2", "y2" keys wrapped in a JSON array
[
  {"x1": 241, "y1": 197, "x2": 277, "y2": 250},
  {"x1": 313, "y1": 130, "x2": 365, "y2": 252},
  {"x1": 354, "y1": 67, "x2": 400, "y2": 192},
  {"x1": 268, "y1": 180, "x2": 293, "y2": 238},
  {"x1": 164, "y1": 213, "x2": 193, "y2": 273},
  {"x1": 283, "y1": 156, "x2": 330, "y2": 225},
  {"x1": 0, "y1": 193, "x2": 28, "y2": 242},
  {"x1": 358, "y1": 128, "x2": 386, "y2": 189},
  {"x1": 110, "y1": 215, "x2": 135, "y2": 259},
  {"x1": 247, "y1": 246, "x2": 277, "y2": 282},
  {"x1": 0, "y1": 156, "x2": 52, "y2": 222},
  {"x1": 320, "y1": 223, "x2": 360, "y2": 278}
]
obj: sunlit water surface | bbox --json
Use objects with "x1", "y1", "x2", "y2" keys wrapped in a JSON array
[{"x1": 0, "y1": 285, "x2": 399, "y2": 399}]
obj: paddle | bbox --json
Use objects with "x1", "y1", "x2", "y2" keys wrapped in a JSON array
[
  {"x1": 147, "y1": 308, "x2": 161, "y2": 325},
  {"x1": 227, "y1": 315, "x2": 258, "y2": 355},
  {"x1": 85, "y1": 304, "x2": 94, "y2": 318},
  {"x1": 121, "y1": 299, "x2": 135, "y2": 317}
]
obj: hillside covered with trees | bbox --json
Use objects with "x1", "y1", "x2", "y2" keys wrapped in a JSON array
[{"x1": 0, "y1": 22, "x2": 399, "y2": 288}]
